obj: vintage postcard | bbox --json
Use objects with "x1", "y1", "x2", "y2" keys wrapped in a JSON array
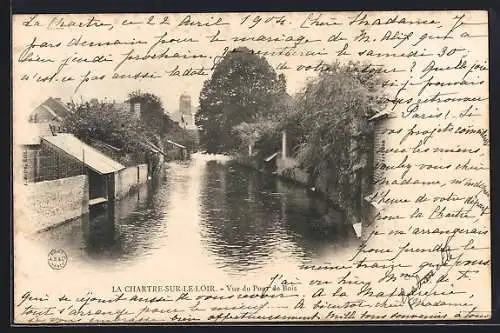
[{"x1": 12, "y1": 10, "x2": 490, "y2": 324}]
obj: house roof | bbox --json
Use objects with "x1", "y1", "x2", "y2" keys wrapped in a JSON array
[
  {"x1": 42, "y1": 97, "x2": 72, "y2": 119},
  {"x1": 368, "y1": 111, "x2": 391, "y2": 122},
  {"x1": 166, "y1": 139, "x2": 186, "y2": 149},
  {"x1": 17, "y1": 123, "x2": 54, "y2": 145},
  {"x1": 42, "y1": 134, "x2": 125, "y2": 174},
  {"x1": 30, "y1": 97, "x2": 72, "y2": 121},
  {"x1": 264, "y1": 152, "x2": 279, "y2": 162},
  {"x1": 38, "y1": 105, "x2": 62, "y2": 120}
]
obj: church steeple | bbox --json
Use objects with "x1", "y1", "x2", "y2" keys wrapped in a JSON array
[{"x1": 179, "y1": 93, "x2": 192, "y2": 127}]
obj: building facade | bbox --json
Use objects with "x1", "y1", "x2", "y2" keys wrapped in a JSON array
[
  {"x1": 369, "y1": 112, "x2": 390, "y2": 189},
  {"x1": 170, "y1": 93, "x2": 197, "y2": 130},
  {"x1": 179, "y1": 93, "x2": 194, "y2": 128}
]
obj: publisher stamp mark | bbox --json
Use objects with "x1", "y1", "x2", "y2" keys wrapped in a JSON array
[{"x1": 47, "y1": 249, "x2": 67, "y2": 270}]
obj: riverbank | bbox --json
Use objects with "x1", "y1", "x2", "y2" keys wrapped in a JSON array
[
  {"x1": 22, "y1": 162, "x2": 163, "y2": 234},
  {"x1": 37, "y1": 155, "x2": 360, "y2": 277},
  {"x1": 233, "y1": 154, "x2": 375, "y2": 232}
]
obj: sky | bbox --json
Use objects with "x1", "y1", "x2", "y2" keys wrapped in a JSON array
[
  {"x1": 12, "y1": 11, "x2": 487, "y2": 122},
  {"x1": 12, "y1": 12, "x2": 335, "y2": 120}
]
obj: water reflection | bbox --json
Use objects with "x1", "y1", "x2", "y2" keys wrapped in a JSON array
[
  {"x1": 200, "y1": 161, "x2": 357, "y2": 272},
  {"x1": 199, "y1": 161, "x2": 281, "y2": 271},
  {"x1": 81, "y1": 182, "x2": 161, "y2": 260},
  {"x1": 40, "y1": 158, "x2": 359, "y2": 274}
]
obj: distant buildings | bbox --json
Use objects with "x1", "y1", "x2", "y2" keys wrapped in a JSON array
[
  {"x1": 21, "y1": 97, "x2": 134, "y2": 192},
  {"x1": 18, "y1": 96, "x2": 167, "y2": 232},
  {"x1": 20, "y1": 95, "x2": 193, "y2": 185},
  {"x1": 28, "y1": 97, "x2": 72, "y2": 132},
  {"x1": 179, "y1": 93, "x2": 194, "y2": 128},
  {"x1": 170, "y1": 93, "x2": 197, "y2": 130},
  {"x1": 111, "y1": 101, "x2": 134, "y2": 116}
]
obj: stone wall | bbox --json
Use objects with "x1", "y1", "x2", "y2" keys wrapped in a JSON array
[
  {"x1": 18, "y1": 175, "x2": 89, "y2": 233},
  {"x1": 21, "y1": 145, "x2": 39, "y2": 183},
  {"x1": 138, "y1": 164, "x2": 148, "y2": 182},
  {"x1": 372, "y1": 119, "x2": 388, "y2": 188},
  {"x1": 114, "y1": 164, "x2": 148, "y2": 200}
]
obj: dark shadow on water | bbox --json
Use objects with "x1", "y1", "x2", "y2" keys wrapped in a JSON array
[
  {"x1": 199, "y1": 161, "x2": 358, "y2": 272},
  {"x1": 42, "y1": 181, "x2": 168, "y2": 264},
  {"x1": 82, "y1": 206, "x2": 114, "y2": 251},
  {"x1": 83, "y1": 182, "x2": 167, "y2": 262}
]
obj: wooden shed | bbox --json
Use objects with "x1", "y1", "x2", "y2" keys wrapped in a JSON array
[{"x1": 41, "y1": 134, "x2": 126, "y2": 206}]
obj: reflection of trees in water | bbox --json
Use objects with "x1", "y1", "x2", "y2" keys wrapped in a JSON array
[
  {"x1": 200, "y1": 162, "x2": 356, "y2": 271},
  {"x1": 200, "y1": 162, "x2": 282, "y2": 271},
  {"x1": 45, "y1": 160, "x2": 359, "y2": 269},
  {"x1": 81, "y1": 182, "x2": 167, "y2": 261},
  {"x1": 276, "y1": 180, "x2": 357, "y2": 257}
]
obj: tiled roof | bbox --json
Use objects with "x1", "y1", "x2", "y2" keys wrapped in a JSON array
[
  {"x1": 41, "y1": 97, "x2": 72, "y2": 119},
  {"x1": 37, "y1": 105, "x2": 62, "y2": 120}
]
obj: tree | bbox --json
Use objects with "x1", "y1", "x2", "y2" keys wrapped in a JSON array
[
  {"x1": 196, "y1": 47, "x2": 284, "y2": 153},
  {"x1": 290, "y1": 60, "x2": 388, "y2": 223},
  {"x1": 232, "y1": 91, "x2": 294, "y2": 160},
  {"x1": 61, "y1": 100, "x2": 154, "y2": 166},
  {"x1": 63, "y1": 100, "x2": 146, "y2": 152},
  {"x1": 127, "y1": 91, "x2": 166, "y2": 136}
]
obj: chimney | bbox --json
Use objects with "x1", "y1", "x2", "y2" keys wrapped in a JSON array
[{"x1": 133, "y1": 103, "x2": 141, "y2": 119}]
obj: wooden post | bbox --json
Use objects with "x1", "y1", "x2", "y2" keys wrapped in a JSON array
[
  {"x1": 248, "y1": 144, "x2": 252, "y2": 157},
  {"x1": 281, "y1": 130, "x2": 287, "y2": 159}
]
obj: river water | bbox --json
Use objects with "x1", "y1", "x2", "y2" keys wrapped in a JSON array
[{"x1": 38, "y1": 154, "x2": 359, "y2": 278}]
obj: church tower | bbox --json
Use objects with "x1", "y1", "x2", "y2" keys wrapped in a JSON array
[{"x1": 179, "y1": 93, "x2": 193, "y2": 128}]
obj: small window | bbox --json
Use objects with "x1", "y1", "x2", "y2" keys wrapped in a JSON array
[{"x1": 134, "y1": 103, "x2": 141, "y2": 112}]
